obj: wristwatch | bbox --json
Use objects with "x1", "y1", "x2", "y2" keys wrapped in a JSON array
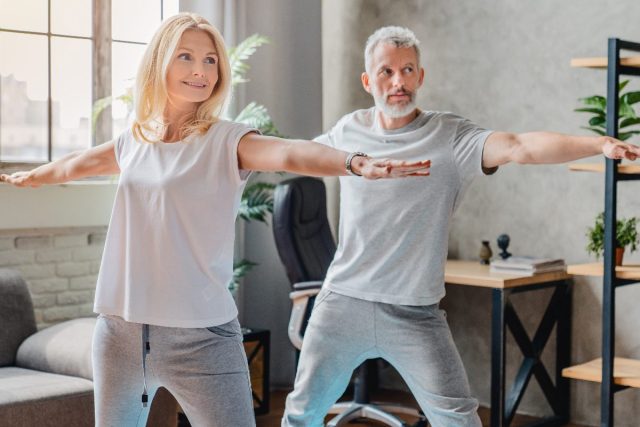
[{"x1": 345, "y1": 152, "x2": 368, "y2": 176}]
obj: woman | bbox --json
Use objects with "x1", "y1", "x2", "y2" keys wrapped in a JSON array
[{"x1": 0, "y1": 13, "x2": 430, "y2": 427}]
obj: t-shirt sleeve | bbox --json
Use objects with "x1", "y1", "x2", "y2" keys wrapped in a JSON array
[
  {"x1": 227, "y1": 122, "x2": 260, "y2": 184},
  {"x1": 313, "y1": 125, "x2": 337, "y2": 147},
  {"x1": 450, "y1": 115, "x2": 495, "y2": 183},
  {"x1": 112, "y1": 129, "x2": 130, "y2": 168}
]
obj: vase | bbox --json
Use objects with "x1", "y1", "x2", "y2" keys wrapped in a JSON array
[
  {"x1": 615, "y1": 247, "x2": 624, "y2": 266},
  {"x1": 479, "y1": 241, "x2": 492, "y2": 265}
]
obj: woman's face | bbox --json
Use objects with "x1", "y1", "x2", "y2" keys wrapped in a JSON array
[{"x1": 166, "y1": 29, "x2": 219, "y2": 111}]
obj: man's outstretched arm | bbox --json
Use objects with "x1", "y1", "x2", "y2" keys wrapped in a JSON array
[{"x1": 482, "y1": 132, "x2": 640, "y2": 169}]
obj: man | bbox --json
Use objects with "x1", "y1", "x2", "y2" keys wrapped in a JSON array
[{"x1": 282, "y1": 26, "x2": 640, "y2": 427}]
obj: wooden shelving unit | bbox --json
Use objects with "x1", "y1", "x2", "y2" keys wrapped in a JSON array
[
  {"x1": 563, "y1": 358, "x2": 640, "y2": 388},
  {"x1": 568, "y1": 163, "x2": 640, "y2": 174},
  {"x1": 571, "y1": 56, "x2": 640, "y2": 69},
  {"x1": 564, "y1": 38, "x2": 640, "y2": 426},
  {"x1": 567, "y1": 263, "x2": 640, "y2": 280}
]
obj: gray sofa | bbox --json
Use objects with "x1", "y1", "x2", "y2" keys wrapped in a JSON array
[{"x1": 0, "y1": 269, "x2": 178, "y2": 427}]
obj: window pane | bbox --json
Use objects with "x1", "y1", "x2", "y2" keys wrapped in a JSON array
[
  {"x1": 51, "y1": 37, "x2": 91, "y2": 160},
  {"x1": 0, "y1": 0, "x2": 48, "y2": 33},
  {"x1": 51, "y1": 0, "x2": 91, "y2": 37},
  {"x1": 112, "y1": 0, "x2": 161, "y2": 43},
  {"x1": 112, "y1": 42, "x2": 146, "y2": 137},
  {"x1": 0, "y1": 32, "x2": 48, "y2": 162},
  {"x1": 162, "y1": 0, "x2": 180, "y2": 20}
]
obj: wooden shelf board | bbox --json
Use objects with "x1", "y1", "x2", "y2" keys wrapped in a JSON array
[
  {"x1": 571, "y1": 56, "x2": 640, "y2": 69},
  {"x1": 562, "y1": 358, "x2": 640, "y2": 388},
  {"x1": 569, "y1": 163, "x2": 640, "y2": 174},
  {"x1": 567, "y1": 263, "x2": 640, "y2": 280}
]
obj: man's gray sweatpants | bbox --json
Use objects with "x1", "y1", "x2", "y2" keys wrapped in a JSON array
[
  {"x1": 282, "y1": 289, "x2": 481, "y2": 427},
  {"x1": 93, "y1": 314, "x2": 255, "y2": 427}
]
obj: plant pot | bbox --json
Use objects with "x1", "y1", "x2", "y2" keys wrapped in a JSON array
[{"x1": 615, "y1": 247, "x2": 625, "y2": 266}]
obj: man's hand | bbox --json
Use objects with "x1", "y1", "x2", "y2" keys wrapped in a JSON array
[
  {"x1": 601, "y1": 136, "x2": 640, "y2": 161},
  {"x1": 0, "y1": 171, "x2": 39, "y2": 188},
  {"x1": 353, "y1": 158, "x2": 431, "y2": 180}
]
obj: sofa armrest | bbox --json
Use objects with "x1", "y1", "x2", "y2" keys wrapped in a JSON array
[{"x1": 15, "y1": 317, "x2": 96, "y2": 380}]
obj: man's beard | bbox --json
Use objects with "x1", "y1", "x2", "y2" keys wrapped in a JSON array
[{"x1": 372, "y1": 88, "x2": 417, "y2": 119}]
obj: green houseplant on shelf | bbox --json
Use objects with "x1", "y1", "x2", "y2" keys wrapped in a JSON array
[
  {"x1": 575, "y1": 79, "x2": 640, "y2": 141},
  {"x1": 586, "y1": 212, "x2": 639, "y2": 266},
  {"x1": 93, "y1": 34, "x2": 280, "y2": 291}
]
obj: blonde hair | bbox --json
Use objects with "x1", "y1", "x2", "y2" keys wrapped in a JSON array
[{"x1": 132, "y1": 12, "x2": 232, "y2": 143}]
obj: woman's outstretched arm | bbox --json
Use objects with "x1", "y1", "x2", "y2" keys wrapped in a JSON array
[
  {"x1": 0, "y1": 141, "x2": 120, "y2": 187},
  {"x1": 237, "y1": 133, "x2": 431, "y2": 179}
]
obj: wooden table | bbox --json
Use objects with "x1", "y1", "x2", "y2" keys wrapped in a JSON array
[{"x1": 445, "y1": 260, "x2": 572, "y2": 427}]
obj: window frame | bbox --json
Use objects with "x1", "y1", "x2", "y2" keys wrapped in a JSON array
[{"x1": 0, "y1": 0, "x2": 167, "y2": 173}]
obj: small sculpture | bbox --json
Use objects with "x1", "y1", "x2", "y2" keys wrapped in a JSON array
[
  {"x1": 497, "y1": 234, "x2": 512, "y2": 260},
  {"x1": 479, "y1": 240, "x2": 492, "y2": 265}
]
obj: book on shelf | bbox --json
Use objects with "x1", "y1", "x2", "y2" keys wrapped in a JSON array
[{"x1": 490, "y1": 256, "x2": 566, "y2": 276}]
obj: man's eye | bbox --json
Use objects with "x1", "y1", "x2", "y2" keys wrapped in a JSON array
[
  {"x1": 404, "y1": 67, "x2": 413, "y2": 73},
  {"x1": 381, "y1": 69, "x2": 392, "y2": 76}
]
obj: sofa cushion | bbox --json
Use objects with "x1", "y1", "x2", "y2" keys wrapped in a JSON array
[
  {"x1": 0, "y1": 367, "x2": 94, "y2": 427},
  {"x1": 0, "y1": 269, "x2": 37, "y2": 367},
  {"x1": 16, "y1": 318, "x2": 96, "y2": 381},
  {"x1": 0, "y1": 367, "x2": 93, "y2": 406}
]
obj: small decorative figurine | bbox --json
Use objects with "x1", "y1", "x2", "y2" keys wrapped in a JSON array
[
  {"x1": 497, "y1": 233, "x2": 512, "y2": 260},
  {"x1": 479, "y1": 240, "x2": 492, "y2": 265}
]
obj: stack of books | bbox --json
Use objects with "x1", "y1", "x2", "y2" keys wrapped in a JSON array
[{"x1": 490, "y1": 256, "x2": 566, "y2": 276}]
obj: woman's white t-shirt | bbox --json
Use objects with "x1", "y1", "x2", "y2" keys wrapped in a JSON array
[{"x1": 93, "y1": 120, "x2": 256, "y2": 328}]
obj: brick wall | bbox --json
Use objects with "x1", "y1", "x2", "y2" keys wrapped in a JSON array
[{"x1": 0, "y1": 227, "x2": 107, "y2": 329}]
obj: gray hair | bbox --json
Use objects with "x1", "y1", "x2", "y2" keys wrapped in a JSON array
[{"x1": 364, "y1": 26, "x2": 421, "y2": 73}]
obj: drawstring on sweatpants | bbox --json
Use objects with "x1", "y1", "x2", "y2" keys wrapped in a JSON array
[{"x1": 141, "y1": 324, "x2": 150, "y2": 407}]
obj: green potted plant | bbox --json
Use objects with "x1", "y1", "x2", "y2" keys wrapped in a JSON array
[
  {"x1": 586, "y1": 212, "x2": 639, "y2": 265},
  {"x1": 575, "y1": 80, "x2": 640, "y2": 141}
]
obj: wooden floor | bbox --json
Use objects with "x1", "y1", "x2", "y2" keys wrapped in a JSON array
[{"x1": 256, "y1": 389, "x2": 587, "y2": 427}]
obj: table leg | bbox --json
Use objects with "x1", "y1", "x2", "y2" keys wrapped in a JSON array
[{"x1": 491, "y1": 288, "x2": 507, "y2": 427}]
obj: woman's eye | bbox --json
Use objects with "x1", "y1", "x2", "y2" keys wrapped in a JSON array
[
  {"x1": 205, "y1": 57, "x2": 217, "y2": 65},
  {"x1": 178, "y1": 53, "x2": 191, "y2": 61}
]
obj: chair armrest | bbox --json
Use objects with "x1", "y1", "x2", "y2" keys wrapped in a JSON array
[
  {"x1": 292, "y1": 280, "x2": 323, "y2": 291},
  {"x1": 288, "y1": 285, "x2": 322, "y2": 350},
  {"x1": 15, "y1": 317, "x2": 96, "y2": 380}
]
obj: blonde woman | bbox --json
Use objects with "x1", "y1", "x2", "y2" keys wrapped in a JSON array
[{"x1": 0, "y1": 13, "x2": 430, "y2": 427}]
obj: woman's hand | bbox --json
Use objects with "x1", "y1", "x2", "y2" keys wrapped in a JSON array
[
  {"x1": 0, "y1": 171, "x2": 39, "y2": 188},
  {"x1": 352, "y1": 157, "x2": 431, "y2": 180}
]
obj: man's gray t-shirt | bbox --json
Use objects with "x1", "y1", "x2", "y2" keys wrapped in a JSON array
[{"x1": 315, "y1": 107, "x2": 494, "y2": 305}]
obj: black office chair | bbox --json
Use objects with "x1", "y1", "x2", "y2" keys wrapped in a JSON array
[{"x1": 272, "y1": 177, "x2": 428, "y2": 427}]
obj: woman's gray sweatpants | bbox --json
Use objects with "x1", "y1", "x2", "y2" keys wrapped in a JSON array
[
  {"x1": 92, "y1": 314, "x2": 255, "y2": 427},
  {"x1": 282, "y1": 289, "x2": 482, "y2": 427}
]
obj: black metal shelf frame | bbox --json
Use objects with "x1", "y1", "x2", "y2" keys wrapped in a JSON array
[{"x1": 601, "y1": 37, "x2": 640, "y2": 427}]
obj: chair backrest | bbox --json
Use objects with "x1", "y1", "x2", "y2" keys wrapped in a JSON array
[
  {"x1": 272, "y1": 177, "x2": 336, "y2": 286},
  {"x1": 0, "y1": 269, "x2": 37, "y2": 367}
]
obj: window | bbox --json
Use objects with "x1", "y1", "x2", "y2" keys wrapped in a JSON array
[{"x1": 0, "y1": 0, "x2": 178, "y2": 167}]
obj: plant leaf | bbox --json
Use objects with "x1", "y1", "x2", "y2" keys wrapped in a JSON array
[
  {"x1": 230, "y1": 259, "x2": 259, "y2": 290},
  {"x1": 238, "y1": 182, "x2": 276, "y2": 223},
  {"x1": 581, "y1": 126, "x2": 606, "y2": 136},
  {"x1": 619, "y1": 130, "x2": 640, "y2": 140},
  {"x1": 619, "y1": 79, "x2": 630, "y2": 92},
  {"x1": 620, "y1": 102, "x2": 637, "y2": 120},
  {"x1": 574, "y1": 107, "x2": 605, "y2": 116},
  {"x1": 579, "y1": 95, "x2": 606, "y2": 110},
  {"x1": 620, "y1": 117, "x2": 640, "y2": 128},
  {"x1": 228, "y1": 34, "x2": 270, "y2": 86},
  {"x1": 234, "y1": 102, "x2": 284, "y2": 137},
  {"x1": 621, "y1": 91, "x2": 640, "y2": 106},
  {"x1": 589, "y1": 116, "x2": 606, "y2": 127}
]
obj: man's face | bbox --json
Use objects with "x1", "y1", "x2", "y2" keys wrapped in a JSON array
[{"x1": 362, "y1": 43, "x2": 424, "y2": 118}]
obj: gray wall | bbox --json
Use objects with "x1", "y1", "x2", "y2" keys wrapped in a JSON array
[
  {"x1": 322, "y1": 0, "x2": 640, "y2": 425},
  {"x1": 240, "y1": 0, "x2": 323, "y2": 388}
]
